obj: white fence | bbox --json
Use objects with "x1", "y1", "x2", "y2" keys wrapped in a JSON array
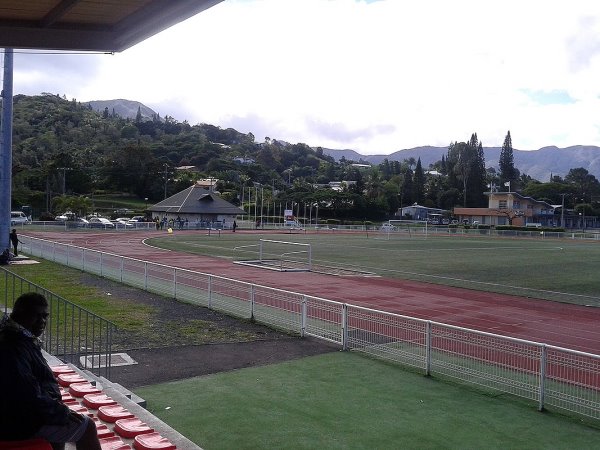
[
  {"x1": 19, "y1": 235, "x2": 600, "y2": 421},
  {"x1": 1, "y1": 268, "x2": 116, "y2": 378}
]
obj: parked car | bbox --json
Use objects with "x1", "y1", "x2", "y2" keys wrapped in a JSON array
[
  {"x1": 284, "y1": 220, "x2": 303, "y2": 230},
  {"x1": 75, "y1": 218, "x2": 89, "y2": 228},
  {"x1": 113, "y1": 218, "x2": 134, "y2": 228},
  {"x1": 379, "y1": 223, "x2": 396, "y2": 231},
  {"x1": 55, "y1": 212, "x2": 76, "y2": 222},
  {"x1": 88, "y1": 217, "x2": 115, "y2": 228},
  {"x1": 128, "y1": 216, "x2": 146, "y2": 223},
  {"x1": 10, "y1": 211, "x2": 30, "y2": 225}
]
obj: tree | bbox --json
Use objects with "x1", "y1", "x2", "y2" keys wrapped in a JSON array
[
  {"x1": 564, "y1": 167, "x2": 600, "y2": 203},
  {"x1": 135, "y1": 106, "x2": 143, "y2": 124},
  {"x1": 413, "y1": 158, "x2": 426, "y2": 204},
  {"x1": 493, "y1": 208, "x2": 524, "y2": 226},
  {"x1": 522, "y1": 182, "x2": 574, "y2": 206},
  {"x1": 449, "y1": 142, "x2": 477, "y2": 206},
  {"x1": 468, "y1": 133, "x2": 487, "y2": 207},
  {"x1": 499, "y1": 130, "x2": 519, "y2": 190}
]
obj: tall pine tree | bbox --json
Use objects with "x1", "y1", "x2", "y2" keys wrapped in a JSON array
[
  {"x1": 468, "y1": 133, "x2": 487, "y2": 207},
  {"x1": 499, "y1": 130, "x2": 519, "y2": 191},
  {"x1": 413, "y1": 158, "x2": 426, "y2": 204}
]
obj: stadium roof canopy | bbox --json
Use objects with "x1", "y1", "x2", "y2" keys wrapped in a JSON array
[
  {"x1": 0, "y1": 0, "x2": 223, "y2": 52},
  {"x1": 149, "y1": 183, "x2": 244, "y2": 216}
]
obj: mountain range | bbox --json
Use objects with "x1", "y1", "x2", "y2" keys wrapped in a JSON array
[
  {"x1": 88, "y1": 99, "x2": 600, "y2": 181},
  {"x1": 321, "y1": 146, "x2": 600, "y2": 181}
]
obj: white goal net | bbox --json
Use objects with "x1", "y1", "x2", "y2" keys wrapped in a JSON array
[
  {"x1": 234, "y1": 239, "x2": 312, "y2": 272},
  {"x1": 377, "y1": 220, "x2": 429, "y2": 239}
]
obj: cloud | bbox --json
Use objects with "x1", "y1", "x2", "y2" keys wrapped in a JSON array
[
  {"x1": 304, "y1": 117, "x2": 395, "y2": 145},
  {"x1": 566, "y1": 16, "x2": 600, "y2": 71},
  {"x1": 521, "y1": 89, "x2": 576, "y2": 105},
  {"x1": 13, "y1": 51, "x2": 105, "y2": 97},
  {"x1": 8, "y1": 0, "x2": 600, "y2": 154}
]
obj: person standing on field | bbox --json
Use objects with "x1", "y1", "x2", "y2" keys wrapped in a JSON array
[{"x1": 9, "y1": 228, "x2": 20, "y2": 256}]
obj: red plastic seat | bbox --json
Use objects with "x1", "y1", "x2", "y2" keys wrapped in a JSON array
[
  {"x1": 133, "y1": 432, "x2": 176, "y2": 450},
  {"x1": 114, "y1": 418, "x2": 154, "y2": 439},
  {"x1": 61, "y1": 391, "x2": 76, "y2": 402},
  {"x1": 67, "y1": 403, "x2": 93, "y2": 417},
  {"x1": 69, "y1": 382, "x2": 101, "y2": 398},
  {"x1": 57, "y1": 373, "x2": 87, "y2": 387},
  {"x1": 83, "y1": 393, "x2": 117, "y2": 409},
  {"x1": 92, "y1": 417, "x2": 114, "y2": 438},
  {"x1": 98, "y1": 405, "x2": 136, "y2": 423},
  {"x1": 99, "y1": 436, "x2": 131, "y2": 450},
  {"x1": 94, "y1": 423, "x2": 116, "y2": 439},
  {"x1": 50, "y1": 364, "x2": 76, "y2": 376},
  {"x1": 0, "y1": 438, "x2": 52, "y2": 449}
]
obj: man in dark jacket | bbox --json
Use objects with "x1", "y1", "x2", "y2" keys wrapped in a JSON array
[
  {"x1": 0, "y1": 292, "x2": 100, "y2": 450},
  {"x1": 9, "y1": 228, "x2": 20, "y2": 256}
]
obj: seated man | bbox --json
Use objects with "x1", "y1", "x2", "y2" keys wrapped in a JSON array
[{"x1": 0, "y1": 292, "x2": 101, "y2": 450}]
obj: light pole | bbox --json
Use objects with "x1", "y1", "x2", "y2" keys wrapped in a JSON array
[
  {"x1": 144, "y1": 197, "x2": 148, "y2": 211},
  {"x1": 560, "y1": 193, "x2": 566, "y2": 228},
  {"x1": 163, "y1": 163, "x2": 168, "y2": 199}
]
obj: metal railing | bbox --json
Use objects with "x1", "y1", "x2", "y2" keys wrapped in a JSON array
[
  {"x1": 18, "y1": 235, "x2": 600, "y2": 421},
  {"x1": 1, "y1": 267, "x2": 117, "y2": 378}
]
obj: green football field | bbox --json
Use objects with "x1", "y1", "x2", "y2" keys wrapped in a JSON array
[
  {"x1": 135, "y1": 352, "x2": 600, "y2": 450},
  {"x1": 146, "y1": 231, "x2": 600, "y2": 306}
]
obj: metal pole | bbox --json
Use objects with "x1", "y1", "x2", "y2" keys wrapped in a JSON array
[
  {"x1": 539, "y1": 345, "x2": 547, "y2": 411},
  {"x1": 560, "y1": 193, "x2": 565, "y2": 228},
  {"x1": 0, "y1": 49, "x2": 14, "y2": 251},
  {"x1": 301, "y1": 296, "x2": 307, "y2": 337},
  {"x1": 254, "y1": 187, "x2": 258, "y2": 225},
  {"x1": 341, "y1": 304, "x2": 348, "y2": 350},
  {"x1": 260, "y1": 187, "x2": 264, "y2": 228},
  {"x1": 164, "y1": 163, "x2": 168, "y2": 199}
]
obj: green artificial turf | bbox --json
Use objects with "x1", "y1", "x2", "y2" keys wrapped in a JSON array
[
  {"x1": 135, "y1": 352, "x2": 600, "y2": 450},
  {"x1": 146, "y1": 232, "x2": 600, "y2": 305}
]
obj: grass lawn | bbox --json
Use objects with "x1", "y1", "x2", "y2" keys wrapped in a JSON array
[
  {"x1": 1, "y1": 260, "x2": 261, "y2": 349},
  {"x1": 135, "y1": 352, "x2": 600, "y2": 450},
  {"x1": 147, "y1": 232, "x2": 600, "y2": 305}
]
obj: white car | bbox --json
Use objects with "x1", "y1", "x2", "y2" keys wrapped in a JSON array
[
  {"x1": 55, "y1": 212, "x2": 76, "y2": 222},
  {"x1": 75, "y1": 218, "x2": 89, "y2": 228},
  {"x1": 88, "y1": 217, "x2": 115, "y2": 228},
  {"x1": 10, "y1": 211, "x2": 30, "y2": 225},
  {"x1": 380, "y1": 223, "x2": 396, "y2": 231},
  {"x1": 113, "y1": 218, "x2": 134, "y2": 228}
]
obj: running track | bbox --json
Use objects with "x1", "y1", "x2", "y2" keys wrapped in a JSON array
[{"x1": 23, "y1": 230, "x2": 600, "y2": 355}]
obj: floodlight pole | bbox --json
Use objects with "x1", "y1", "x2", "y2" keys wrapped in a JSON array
[
  {"x1": 560, "y1": 193, "x2": 565, "y2": 228},
  {"x1": 0, "y1": 48, "x2": 14, "y2": 252}
]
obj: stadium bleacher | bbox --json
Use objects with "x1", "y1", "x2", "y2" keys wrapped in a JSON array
[{"x1": 1, "y1": 353, "x2": 201, "y2": 450}]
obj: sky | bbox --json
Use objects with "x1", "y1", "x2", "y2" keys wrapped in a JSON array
[{"x1": 8, "y1": 0, "x2": 600, "y2": 155}]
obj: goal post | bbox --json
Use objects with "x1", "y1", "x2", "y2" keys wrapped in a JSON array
[
  {"x1": 260, "y1": 239, "x2": 312, "y2": 271},
  {"x1": 379, "y1": 220, "x2": 428, "y2": 238},
  {"x1": 234, "y1": 239, "x2": 312, "y2": 272}
]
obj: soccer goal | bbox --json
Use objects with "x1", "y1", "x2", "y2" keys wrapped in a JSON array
[
  {"x1": 378, "y1": 220, "x2": 428, "y2": 239},
  {"x1": 234, "y1": 239, "x2": 312, "y2": 272}
]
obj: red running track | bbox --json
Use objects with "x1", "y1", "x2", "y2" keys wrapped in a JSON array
[{"x1": 24, "y1": 230, "x2": 600, "y2": 355}]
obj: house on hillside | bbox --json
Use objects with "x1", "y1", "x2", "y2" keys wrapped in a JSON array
[
  {"x1": 148, "y1": 182, "x2": 243, "y2": 228},
  {"x1": 454, "y1": 191, "x2": 555, "y2": 226}
]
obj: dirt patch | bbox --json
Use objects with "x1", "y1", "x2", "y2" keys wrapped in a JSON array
[{"x1": 77, "y1": 273, "x2": 339, "y2": 387}]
